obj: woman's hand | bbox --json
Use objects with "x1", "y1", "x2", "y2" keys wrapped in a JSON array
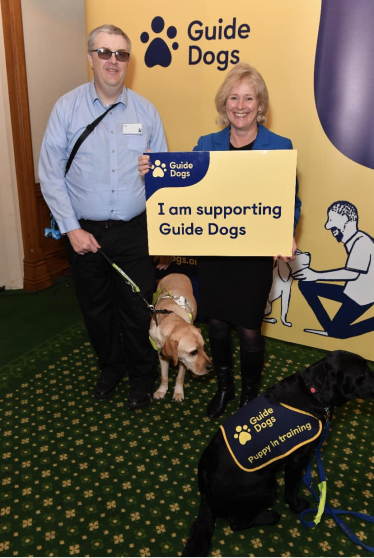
[
  {"x1": 138, "y1": 150, "x2": 152, "y2": 178},
  {"x1": 153, "y1": 255, "x2": 173, "y2": 270},
  {"x1": 274, "y1": 237, "x2": 297, "y2": 263}
]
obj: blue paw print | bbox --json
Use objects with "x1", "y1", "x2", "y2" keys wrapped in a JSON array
[{"x1": 141, "y1": 16, "x2": 178, "y2": 68}]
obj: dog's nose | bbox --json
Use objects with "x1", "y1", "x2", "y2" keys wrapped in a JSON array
[{"x1": 206, "y1": 363, "x2": 212, "y2": 371}]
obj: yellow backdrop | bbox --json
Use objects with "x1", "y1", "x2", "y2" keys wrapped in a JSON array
[{"x1": 85, "y1": 0, "x2": 374, "y2": 360}]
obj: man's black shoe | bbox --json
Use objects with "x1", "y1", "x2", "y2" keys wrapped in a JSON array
[
  {"x1": 127, "y1": 390, "x2": 152, "y2": 410},
  {"x1": 94, "y1": 378, "x2": 118, "y2": 400}
]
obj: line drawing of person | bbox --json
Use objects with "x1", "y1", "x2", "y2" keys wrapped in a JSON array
[{"x1": 293, "y1": 201, "x2": 374, "y2": 339}]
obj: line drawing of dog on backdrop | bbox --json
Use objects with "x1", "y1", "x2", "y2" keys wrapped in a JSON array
[
  {"x1": 263, "y1": 249, "x2": 311, "y2": 327},
  {"x1": 182, "y1": 350, "x2": 374, "y2": 556},
  {"x1": 149, "y1": 273, "x2": 211, "y2": 402}
]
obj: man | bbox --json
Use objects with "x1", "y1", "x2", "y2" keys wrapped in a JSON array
[
  {"x1": 39, "y1": 24, "x2": 169, "y2": 409},
  {"x1": 294, "y1": 201, "x2": 374, "y2": 339}
]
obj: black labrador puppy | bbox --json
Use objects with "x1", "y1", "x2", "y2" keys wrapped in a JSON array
[{"x1": 183, "y1": 350, "x2": 374, "y2": 557}]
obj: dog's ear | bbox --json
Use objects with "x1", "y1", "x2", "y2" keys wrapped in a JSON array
[
  {"x1": 304, "y1": 357, "x2": 327, "y2": 392},
  {"x1": 163, "y1": 336, "x2": 179, "y2": 366},
  {"x1": 304, "y1": 354, "x2": 346, "y2": 407}
]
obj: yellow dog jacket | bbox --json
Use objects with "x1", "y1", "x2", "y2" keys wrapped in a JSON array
[{"x1": 220, "y1": 394, "x2": 322, "y2": 472}]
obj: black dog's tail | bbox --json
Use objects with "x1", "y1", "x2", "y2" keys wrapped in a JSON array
[{"x1": 182, "y1": 493, "x2": 215, "y2": 557}]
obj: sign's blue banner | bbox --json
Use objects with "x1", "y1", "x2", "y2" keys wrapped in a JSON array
[{"x1": 145, "y1": 152, "x2": 210, "y2": 199}]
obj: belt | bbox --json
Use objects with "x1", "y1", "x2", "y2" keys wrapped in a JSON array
[{"x1": 80, "y1": 219, "x2": 125, "y2": 228}]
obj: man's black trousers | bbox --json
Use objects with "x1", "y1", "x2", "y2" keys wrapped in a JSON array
[{"x1": 65, "y1": 212, "x2": 157, "y2": 392}]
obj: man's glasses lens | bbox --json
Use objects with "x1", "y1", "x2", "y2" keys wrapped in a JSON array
[{"x1": 94, "y1": 48, "x2": 130, "y2": 62}]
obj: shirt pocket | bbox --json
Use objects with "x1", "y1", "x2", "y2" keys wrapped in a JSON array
[{"x1": 125, "y1": 132, "x2": 150, "y2": 155}]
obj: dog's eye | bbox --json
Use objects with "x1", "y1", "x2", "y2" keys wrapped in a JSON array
[{"x1": 189, "y1": 349, "x2": 199, "y2": 356}]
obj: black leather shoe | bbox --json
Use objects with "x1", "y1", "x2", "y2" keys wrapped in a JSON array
[
  {"x1": 207, "y1": 366, "x2": 235, "y2": 419},
  {"x1": 207, "y1": 387, "x2": 235, "y2": 418},
  {"x1": 239, "y1": 386, "x2": 258, "y2": 408},
  {"x1": 94, "y1": 378, "x2": 118, "y2": 400},
  {"x1": 127, "y1": 390, "x2": 152, "y2": 410}
]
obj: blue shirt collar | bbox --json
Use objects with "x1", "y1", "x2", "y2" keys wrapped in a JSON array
[{"x1": 89, "y1": 79, "x2": 128, "y2": 108}]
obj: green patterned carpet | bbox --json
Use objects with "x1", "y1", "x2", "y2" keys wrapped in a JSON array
[{"x1": 0, "y1": 323, "x2": 373, "y2": 557}]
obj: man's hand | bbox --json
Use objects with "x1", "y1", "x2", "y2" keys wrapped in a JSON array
[
  {"x1": 153, "y1": 255, "x2": 173, "y2": 270},
  {"x1": 67, "y1": 228, "x2": 101, "y2": 255},
  {"x1": 138, "y1": 149, "x2": 151, "y2": 178}
]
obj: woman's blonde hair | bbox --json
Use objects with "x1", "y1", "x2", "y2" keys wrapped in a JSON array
[{"x1": 215, "y1": 62, "x2": 269, "y2": 126}]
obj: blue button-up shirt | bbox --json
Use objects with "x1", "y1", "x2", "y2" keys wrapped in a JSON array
[{"x1": 39, "y1": 80, "x2": 167, "y2": 234}]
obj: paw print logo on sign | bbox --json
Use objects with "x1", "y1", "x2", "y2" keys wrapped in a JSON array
[
  {"x1": 141, "y1": 16, "x2": 179, "y2": 68},
  {"x1": 152, "y1": 160, "x2": 167, "y2": 178},
  {"x1": 234, "y1": 424, "x2": 252, "y2": 445}
]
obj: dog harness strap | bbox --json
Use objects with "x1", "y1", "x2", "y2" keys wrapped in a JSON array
[
  {"x1": 220, "y1": 394, "x2": 322, "y2": 472},
  {"x1": 149, "y1": 335, "x2": 160, "y2": 351},
  {"x1": 153, "y1": 287, "x2": 194, "y2": 324},
  {"x1": 160, "y1": 293, "x2": 194, "y2": 319},
  {"x1": 153, "y1": 286, "x2": 173, "y2": 304},
  {"x1": 152, "y1": 288, "x2": 162, "y2": 306}
]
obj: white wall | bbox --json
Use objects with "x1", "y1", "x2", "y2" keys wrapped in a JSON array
[
  {"x1": 21, "y1": 0, "x2": 88, "y2": 182},
  {"x1": 0, "y1": 3, "x2": 23, "y2": 289},
  {"x1": 0, "y1": 0, "x2": 88, "y2": 289}
]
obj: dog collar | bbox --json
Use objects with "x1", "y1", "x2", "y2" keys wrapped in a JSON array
[{"x1": 148, "y1": 335, "x2": 169, "y2": 360}]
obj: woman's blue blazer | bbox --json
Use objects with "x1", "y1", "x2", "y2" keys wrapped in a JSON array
[{"x1": 193, "y1": 124, "x2": 301, "y2": 231}]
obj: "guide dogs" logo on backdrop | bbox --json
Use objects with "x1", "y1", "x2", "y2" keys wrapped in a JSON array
[{"x1": 140, "y1": 15, "x2": 251, "y2": 71}]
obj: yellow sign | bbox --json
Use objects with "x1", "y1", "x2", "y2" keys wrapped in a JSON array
[{"x1": 145, "y1": 150, "x2": 297, "y2": 256}]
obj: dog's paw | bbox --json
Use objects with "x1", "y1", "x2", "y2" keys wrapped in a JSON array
[
  {"x1": 153, "y1": 388, "x2": 167, "y2": 400},
  {"x1": 173, "y1": 390, "x2": 184, "y2": 403},
  {"x1": 230, "y1": 509, "x2": 280, "y2": 530},
  {"x1": 285, "y1": 497, "x2": 309, "y2": 513},
  {"x1": 253, "y1": 509, "x2": 280, "y2": 526}
]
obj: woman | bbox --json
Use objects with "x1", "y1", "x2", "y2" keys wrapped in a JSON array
[
  {"x1": 195, "y1": 62, "x2": 301, "y2": 418},
  {"x1": 139, "y1": 62, "x2": 301, "y2": 419}
]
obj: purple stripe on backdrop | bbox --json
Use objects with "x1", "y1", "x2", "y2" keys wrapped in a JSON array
[{"x1": 314, "y1": 0, "x2": 374, "y2": 170}]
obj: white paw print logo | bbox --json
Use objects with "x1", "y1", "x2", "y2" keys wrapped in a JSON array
[
  {"x1": 234, "y1": 424, "x2": 252, "y2": 445},
  {"x1": 152, "y1": 160, "x2": 167, "y2": 178}
]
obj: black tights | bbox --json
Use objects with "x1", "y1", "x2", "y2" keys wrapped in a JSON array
[{"x1": 209, "y1": 318, "x2": 264, "y2": 353}]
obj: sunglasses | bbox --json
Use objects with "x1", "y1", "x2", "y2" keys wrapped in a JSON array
[{"x1": 90, "y1": 48, "x2": 130, "y2": 62}]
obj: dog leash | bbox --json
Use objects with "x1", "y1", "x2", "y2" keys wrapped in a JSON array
[
  {"x1": 98, "y1": 249, "x2": 173, "y2": 322},
  {"x1": 300, "y1": 421, "x2": 374, "y2": 553}
]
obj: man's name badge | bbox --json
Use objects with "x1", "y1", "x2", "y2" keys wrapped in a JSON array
[{"x1": 123, "y1": 123, "x2": 143, "y2": 135}]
